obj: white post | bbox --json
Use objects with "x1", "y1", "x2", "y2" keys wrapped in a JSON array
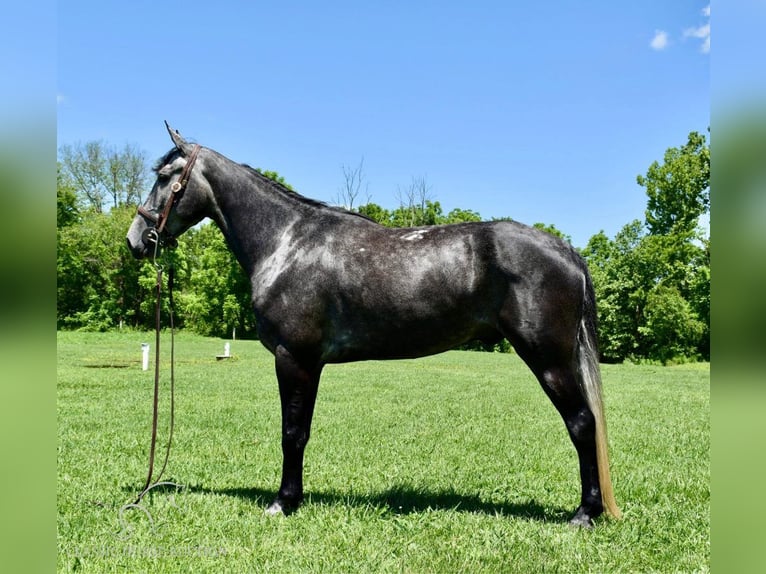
[
  {"x1": 224, "y1": 342, "x2": 230, "y2": 357},
  {"x1": 141, "y1": 343, "x2": 150, "y2": 371}
]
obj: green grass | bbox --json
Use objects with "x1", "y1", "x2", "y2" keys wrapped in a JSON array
[{"x1": 57, "y1": 331, "x2": 709, "y2": 573}]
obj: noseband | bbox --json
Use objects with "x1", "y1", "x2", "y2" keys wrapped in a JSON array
[{"x1": 138, "y1": 144, "x2": 201, "y2": 249}]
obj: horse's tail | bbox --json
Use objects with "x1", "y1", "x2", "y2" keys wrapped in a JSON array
[{"x1": 576, "y1": 271, "x2": 622, "y2": 519}]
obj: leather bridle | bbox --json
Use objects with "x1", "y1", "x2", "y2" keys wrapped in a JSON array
[{"x1": 137, "y1": 144, "x2": 201, "y2": 249}]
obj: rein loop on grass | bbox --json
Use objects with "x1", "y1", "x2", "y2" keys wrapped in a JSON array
[{"x1": 128, "y1": 256, "x2": 181, "y2": 510}]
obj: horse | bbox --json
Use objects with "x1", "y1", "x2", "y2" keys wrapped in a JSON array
[{"x1": 126, "y1": 123, "x2": 621, "y2": 527}]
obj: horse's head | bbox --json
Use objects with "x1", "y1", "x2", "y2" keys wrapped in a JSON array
[{"x1": 126, "y1": 123, "x2": 212, "y2": 259}]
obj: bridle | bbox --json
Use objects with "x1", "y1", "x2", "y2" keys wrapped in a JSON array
[{"x1": 137, "y1": 144, "x2": 201, "y2": 249}]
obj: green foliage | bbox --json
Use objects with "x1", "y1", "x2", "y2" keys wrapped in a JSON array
[
  {"x1": 176, "y1": 224, "x2": 257, "y2": 339},
  {"x1": 56, "y1": 205, "x2": 155, "y2": 330},
  {"x1": 355, "y1": 201, "x2": 482, "y2": 228},
  {"x1": 583, "y1": 222, "x2": 709, "y2": 364},
  {"x1": 640, "y1": 285, "x2": 705, "y2": 364},
  {"x1": 532, "y1": 222, "x2": 571, "y2": 243},
  {"x1": 457, "y1": 338, "x2": 513, "y2": 353},
  {"x1": 582, "y1": 131, "x2": 710, "y2": 364},
  {"x1": 57, "y1": 163, "x2": 80, "y2": 228},
  {"x1": 255, "y1": 168, "x2": 294, "y2": 191},
  {"x1": 446, "y1": 207, "x2": 482, "y2": 224},
  {"x1": 639, "y1": 131, "x2": 709, "y2": 236},
  {"x1": 356, "y1": 202, "x2": 391, "y2": 224},
  {"x1": 390, "y1": 199, "x2": 444, "y2": 227}
]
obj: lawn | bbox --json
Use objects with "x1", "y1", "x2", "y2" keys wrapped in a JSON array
[{"x1": 57, "y1": 331, "x2": 709, "y2": 573}]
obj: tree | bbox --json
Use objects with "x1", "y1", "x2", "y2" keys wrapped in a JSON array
[
  {"x1": 583, "y1": 222, "x2": 709, "y2": 363},
  {"x1": 532, "y1": 222, "x2": 571, "y2": 243},
  {"x1": 335, "y1": 157, "x2": 369, "y2": 210},
  {"x1": 394, "y1": 176, "x2": 434, "y2": 227},
  {"x1": 639, "y1": 131, "x2": 710, "y2": 236},
  {"x1": 391, "y1": 199, "x2": 445, "y2": 227},
  {"x1": 446, "y1": 208, "x2": 482, "y2": 224},
  {"x1": 59, "y1": 140, "x2": 149, "y2": 212},
  {"x1": 640, "y1": 284, "x2": 705, "y2": 364},
  {"x1": 582, "y1": 131, "x2": 710, "y2": 363},
  {"x1": 115, "y1": 143, "x2": 150, "y2": 208},
  {"x1": 57, "y1": 163, "x2": 79, "y2": 228},
  {"x1": 56, "y1": 143, "x2": 160, "y2": 331},
  {"x1": 355, "y1": 202, "x2": 391, "y2": 225},
  {"x1": 255, "y1": 168, "x2": 294, "y2": 191},
  {"x1": 176, "y1": 223, "x2": 257, "y2": 338},
  {"x1": 57, "y1": 205, "x2": 156, "y2": 330},
  {"x1": 583, "y1": 222, "x2": 643, "y2": 361}
]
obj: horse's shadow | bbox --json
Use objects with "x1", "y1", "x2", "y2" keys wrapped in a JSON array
[{"x1": 178, "y1": 484, "x2": 570, "y2": 523}]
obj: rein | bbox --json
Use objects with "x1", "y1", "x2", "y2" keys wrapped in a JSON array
[
  {"x1": 132, "y1": 261, "x2": 178, "y2": 505},
  {"x1": 119, "y1": 256, "x2": 180, "y2": 531},
  {"x1": 127, "y1": 144, "x2": 201, "y2": 508}
]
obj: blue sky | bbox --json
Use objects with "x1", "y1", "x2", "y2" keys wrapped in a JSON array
[{"x1": 57, "y1": 1, "x2": 710, "y2": 248}]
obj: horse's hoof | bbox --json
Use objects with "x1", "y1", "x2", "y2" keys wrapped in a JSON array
[
  {"x1": 569, "y1": 504, "x2": 601, "y2": 528},
  {"x1": 266, "y1": 497, "x2": 301, "y2": 516},
  {"x1": 569, "y1": 514, "x2": 594, "y2": 529},
  {"x1": 265, "y1": 501, "x2": 285, "y2": 516},
  {"x1": 568, "y1": 506, "x2": 597, "y2": 528}
]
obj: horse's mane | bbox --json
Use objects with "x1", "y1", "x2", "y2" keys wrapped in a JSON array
[
  {"x1": 240, "y1": 163, "x2": 375, "y2": 222},
  {"x1": 153, "y1": 148, "x2": 181, "y2": 172}
]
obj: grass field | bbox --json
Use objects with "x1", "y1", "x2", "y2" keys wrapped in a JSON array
[{"x1": 57, "y1": 331, "x2": 709, "y2": 573}]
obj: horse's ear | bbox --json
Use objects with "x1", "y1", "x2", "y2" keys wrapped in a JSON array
[{"x1": 164, "y1": 121, "x2": 193, "y2": 156}]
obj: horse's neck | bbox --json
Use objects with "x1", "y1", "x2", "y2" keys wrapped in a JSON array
[{"x1": 205, "y1": 161, "x2": 303, "y2": 276}]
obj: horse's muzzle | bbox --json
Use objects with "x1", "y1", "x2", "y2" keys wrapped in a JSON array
[{"x1": 126, "y1": 236, "x2": 152, "y2": 259}]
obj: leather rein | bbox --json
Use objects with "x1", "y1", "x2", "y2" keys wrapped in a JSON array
[{"x1": 130, "y1": 144, "x2": 200, "y2": 506}]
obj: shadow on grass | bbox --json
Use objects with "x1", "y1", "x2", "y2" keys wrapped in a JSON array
[{"x1": 177, "y1": 483, "x2": 571, "y2": 523}]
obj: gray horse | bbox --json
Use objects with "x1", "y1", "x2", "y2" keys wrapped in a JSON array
[{"x1": 127, "y1": 124, "x2": 621, "y2": 527}]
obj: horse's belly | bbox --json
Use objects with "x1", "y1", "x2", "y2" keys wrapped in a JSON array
[{"x1": 322, "y1": 296, "x2": 498, "y2": 363}]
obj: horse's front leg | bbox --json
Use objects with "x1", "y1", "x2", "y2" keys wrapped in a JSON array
[{"x1": 265, "y1": 346, "x2": 323, "y2": 516}]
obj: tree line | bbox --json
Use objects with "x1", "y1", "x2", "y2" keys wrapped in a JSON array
[{"x1": 57, "y1": 132, "x2": 709, "y2": 364}]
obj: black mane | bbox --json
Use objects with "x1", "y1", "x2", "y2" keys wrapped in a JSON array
[{"x1": 240, "y1": 163, "x2": 374, "y2": 223}]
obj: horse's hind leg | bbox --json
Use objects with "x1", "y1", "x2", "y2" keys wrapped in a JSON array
[
  {"x1": 265, "y1": 345, "x2": 322, "y2": 516},
  {"x1": 534, "y1": 362, "x2": 603, "y2": 527},
  {"x1": 506, "y1": 324, "x2": 603, "y2": 526}
]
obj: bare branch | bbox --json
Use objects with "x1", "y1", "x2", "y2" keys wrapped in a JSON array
[
  {"x1": 335, "y1": 157, "x2": 368, "y2": 210},
  {"x1": 58, "y1": 140, "x2": 150, "y2": 211}
]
